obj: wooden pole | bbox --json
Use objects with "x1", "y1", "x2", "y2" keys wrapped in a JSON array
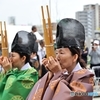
[
  {"x1": 0, "y1": 21, "x2": 8, "y2": 57},
  {"x1": 41, "y1": 5, "x2": 55, "y2": 58}
]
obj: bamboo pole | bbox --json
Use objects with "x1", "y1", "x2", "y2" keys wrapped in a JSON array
[
  {"x1": 41, "y1": 5, "x2": 55, "y2": 58},
  {"x1": 46, "y1": 5, "x2": 53, "y2": 44},
  {"x1": 4, "y1": 21, "x2": 8, "y2": 48},
  {"x1": 0, "y1": 21, "x2": 8, "y2": 57}
]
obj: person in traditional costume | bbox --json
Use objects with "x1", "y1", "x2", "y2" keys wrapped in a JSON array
[
  {"x1": 0, "y1": 31, "x2": 38, "y2": 100},
  {"x1": 27, "y1": 18, "x2": 94, "y2": 100}
]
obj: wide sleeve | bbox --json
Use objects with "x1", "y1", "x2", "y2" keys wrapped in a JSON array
[
  {"x1": 42, "y1": 69, "x2": 94, "y2": 100},
  {"x1": 0, "y1": 68, "x2": 38, "y2": 100},
  {"x1": 26, "y1": 69, "x2": 94, "y2": 100},
  {"x1": 0, "y1": 72, "x2": 5, "y2": 81},
  {"x1": 51, "y1": 69, "x2": 94, "y2": 100}
]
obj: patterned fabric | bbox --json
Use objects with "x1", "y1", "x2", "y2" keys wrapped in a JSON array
[
  {"x1": 0, "y1": 67, "x2": 38, "y2": 100},
  {"x1": 27, "y1": 69, "x2": 94, "y2": 100}
]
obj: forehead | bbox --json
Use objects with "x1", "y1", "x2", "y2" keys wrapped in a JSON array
[
  {"x1": 93, "y1": 43, "x2": 99, "y2": 45},
  {"x1": 11, "y1": 52, "x2": 19, "y2": 55},
  {"x1": 56, "y1": 48, "x2": 70, "y2": 52}
]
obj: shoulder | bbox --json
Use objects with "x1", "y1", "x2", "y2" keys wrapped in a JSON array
[
  {"x1": 72, "y1": 69, "x2": 94, "y2": 80},
  {"x1": 72, "y1": 69, "x2": 94, "y2": 86},
  {"x1": 23, "y1": 67, "x2": 38, "y2": 76},
  {"x1": 74, "y1": 69, "x2": 94, "y2": 76},
  {"x1": 29, "y1": 32, "x2": 36, "y2": 36}
]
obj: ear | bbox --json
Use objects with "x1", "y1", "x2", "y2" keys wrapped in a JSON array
[
  {"x1": 73, "y1": 54, "x2": 78, "y2": 62},
  {"x1": 21, "y1": 56, "x2": 26, "y2": 62}
]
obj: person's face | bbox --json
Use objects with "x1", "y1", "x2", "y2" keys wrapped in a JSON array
[
  {"x1": 93, "y1": 43, "x2": 99, "y2": 49},
  {"x1": 41, "y1": 42, "x2": 45, "y2": 48},
  {"x1": 10, "y1": 52, "x2": 25, "y2": 69},
  {"x1": 30, "y1": 52, "x2": 36, "y2": 59},
  {"x1": 33, "y1": 28, "x2": 37, "y2": 32},
  {"x1": 56, "y1": 48, "x2": 77, "y2": 70}
]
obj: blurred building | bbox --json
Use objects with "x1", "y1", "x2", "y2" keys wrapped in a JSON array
[
  {"x1": 8, "y1": 16, "x2": 16, "y2": 25},
  {"x1": 36, "y1": 22, "x2": 57, "y2": 36},
  {"x1": 76, "y1": 3, "x2": 100, "y2": 47},
  {"x1": 95, "y1": 30, "x2": 100, "y2": 40}
]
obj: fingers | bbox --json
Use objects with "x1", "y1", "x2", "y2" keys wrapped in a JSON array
[
  {"x1": 2, "y1": 57, "x2": 8, "y2": 62},
  {"x1": 46, "y1": 57, "x2": 57, "y2": 71},
  {"x1": 41, "y1": 56, "x2": 62, "y2": 73},
  {"x1": 0, "y1": 57, "x2": 12, "y2": 69},
  {"x1": 42, "y1": 58, "x2": 48, "y2": 66},
  {"x1": 0, "y1": 56, "x2": 4, "y2": 65},
  {"x1": 0, "y1": 56, "x2": 3, "y2": 59},
  {"x1": 42, "y1": 58, "x2": 50, "y2": 71},
  {"x1": 42, "y1": 56, "x2": 57, "y2": 66}
]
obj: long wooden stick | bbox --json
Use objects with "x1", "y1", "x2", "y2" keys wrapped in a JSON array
[
  {"x1": 0, "y1": 21, "x2": 8, "y2": 57},
  {"x1": 4, "y1": 21, "x2": 8, "y2": 48},
  {"x1": 41, "y1": 5, "x2": 55, "y2": 58},
  {"x1": 46, "y1": 5, "x2": 53, "y2": 44}
]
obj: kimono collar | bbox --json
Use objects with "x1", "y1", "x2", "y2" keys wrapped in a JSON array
[
  {"x1": 21, "y1": 63, "x2": 31, "y2": 70},
  {"x1": 64, "y1": 62, "x2": 82, "y2": 75},
  {"x1": 72, "y1": 62, "x2": 82, "y2": 72}
]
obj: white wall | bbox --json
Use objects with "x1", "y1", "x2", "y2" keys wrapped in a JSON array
[{"x1": 3, "y1": 25, "x2": 43, "y2": 52}]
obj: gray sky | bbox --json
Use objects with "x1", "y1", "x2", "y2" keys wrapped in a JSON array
[{"x1": 0, "y1": 0, "x2": 100, "y2": 25}]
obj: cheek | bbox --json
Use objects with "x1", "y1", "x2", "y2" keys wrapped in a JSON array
[
  {"x1": 11, "y1": 57, "x2": 16, "y2": 62},
  {"x1": 60, "y1": 55, "x2": 73, "y2": 67},
  {"x1": 11, "y1": 57, "x2": 20, "y2": 64}
]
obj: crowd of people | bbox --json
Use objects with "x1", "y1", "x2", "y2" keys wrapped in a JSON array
[{"x1": 0, "y1": 18, "x2": 95, "y2": 100}]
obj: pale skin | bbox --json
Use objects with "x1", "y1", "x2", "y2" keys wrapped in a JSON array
[
  {"x1": 0, "y1": 56, "x2": 12, "y2": 72},
  {"x1": 30, "y1": 52, "x2": 37, "y2": 59},
  {"x1": 42, "y1": 48, "x2": 78, "y2": 74},
  {"x1": 92, "y1": 43, "x2": 99, "y2": 51},
  {"x1": 0, "y1": 52, "x2": 26, "y2": 73}
]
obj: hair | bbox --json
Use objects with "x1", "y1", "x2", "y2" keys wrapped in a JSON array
[
  {"x1": 30, "y1": 51, "x2": 40, "y2": 63},
  {"x1": 32, "y1": 52, "x2": 40, "y2": 62},
  {"x1": 68, "y1": 47, "x2": 86, "y2": 69},
  {"x1": 17, "y1": 52, "x2": 30, "y2": 64},
  {"x1": 29, "y1": 52, "x2": 40, "y2": 70},
  {"x1": 31, "y1": 25, "x2": 37, "y2": 31},
  {"x1": 39, "y1": 40, "x2": 44, "y2": 45}
]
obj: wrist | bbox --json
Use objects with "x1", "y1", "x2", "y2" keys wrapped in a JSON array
[{"x1": 4, "y1": 68, "x2": 12, "y2": 74}]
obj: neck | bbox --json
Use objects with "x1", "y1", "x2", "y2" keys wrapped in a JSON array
[
  {"x1": 17, "y1": 63, "x2": 25, "y2": 70},
  {"x1": 67, "y1": 63, "x2": 77, "y2": 74}
]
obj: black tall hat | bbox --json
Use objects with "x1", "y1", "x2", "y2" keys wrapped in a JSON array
[
  {"x1": 11, "y1": 31, "x2": 35, "y2": 55},
  {"x1": 29, "y1": 32, "x2": 38, "y2": 53},
  {"x1": 56, "y1": 18, "x2": 85, "y2": 49}
]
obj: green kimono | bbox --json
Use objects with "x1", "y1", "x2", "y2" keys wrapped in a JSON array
[{"x1": 0, "y1": 67, "x2": 38, "y2": 100}]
